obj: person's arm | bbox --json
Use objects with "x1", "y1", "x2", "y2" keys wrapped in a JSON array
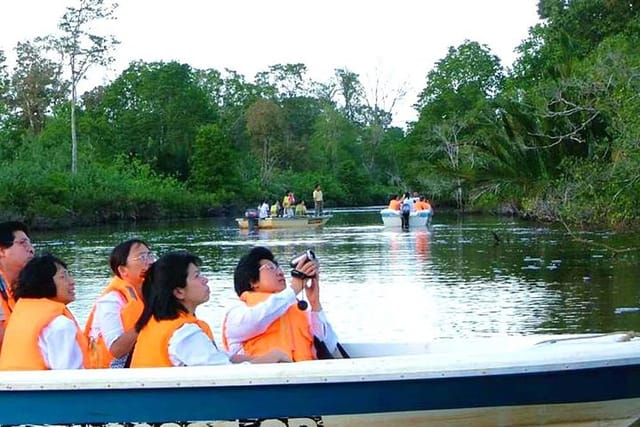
[
  {"x1": 40, "y1": 316, "x2": 84, "y2": 369},
  {"x1": 169, "y1": 324, "x2": 231, "y2": 366},
  {"x1": 303, "y1": 264, "x2": 339, "y2": 353},
  {"x1": 231, "y1": 349, "x2": 291, "y2": 364},
  {"x1": 109, "y1": 329, "x2": 138, "y2": 358},
  {"x1": 93, "y1": 292, "x2": 131, "y2": 358},
  {"x1": 224, "y1": 288, "x2": 298, "y2": 344}
]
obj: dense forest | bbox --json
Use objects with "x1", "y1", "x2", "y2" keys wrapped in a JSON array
[{"x1": 0, "y1": 0, "x2": 639, "y2": 229}]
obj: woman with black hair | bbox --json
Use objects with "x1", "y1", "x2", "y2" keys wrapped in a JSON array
[
  {"x1": 84, "y1": 238, "x2": 154, "y2": 368},
  {"x1": 130, "y1": 251, "x2": 289, "y2": 367},
  {"x1": 0, "y1": 254, "x2": 88, "y2": 370},
  {"x1": 222, "y1": 246, "x2": 338, "y2": 362}
]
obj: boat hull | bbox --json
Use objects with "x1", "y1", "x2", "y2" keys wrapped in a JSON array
[
  {"x1": 1, "y1": 333, "x2": 639, "y2": 426},
  {"x1": 236, "y1": 215, "x2": 332, "y2": 230},
  {"x1": 380, "y1": 208, "x2": 431, "y2": 228}
]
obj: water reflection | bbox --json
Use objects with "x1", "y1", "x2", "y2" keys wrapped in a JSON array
[{"x1": 34, "y1": 213, "x2": 640, "y2": 343}]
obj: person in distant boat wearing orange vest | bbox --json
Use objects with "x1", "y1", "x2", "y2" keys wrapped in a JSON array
[
  {"x1": 0, "y1": 254, "x2": 88, "y2": 370},
  {"x1": 222, "y1": 246, "x2": 338, "y2": 362},
  {"x1": 84, "y1": 239, "x2": 154, "y2": 368},
  {"x1": 130, "y1": 251, "x2": 289, "y2": 367},
  {"x1": 388, "y1": 194, "x2": 401, "y2": 211},
  {"x1": 0, "y1": 221, "x2": 35, "y2": 350}
]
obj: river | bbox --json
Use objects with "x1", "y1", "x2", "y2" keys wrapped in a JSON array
[{"x1": 36, "y1": 211, "x2": 640, "y2": 343}]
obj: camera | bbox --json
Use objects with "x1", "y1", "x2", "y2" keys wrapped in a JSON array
[{"x1": 290, "y1": 249, "x2": 316, "y2": 268}]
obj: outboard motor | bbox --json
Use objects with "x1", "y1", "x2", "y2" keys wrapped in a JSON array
[{"x1": 245, "y1": 209, "x2": 259, "y2": 232}]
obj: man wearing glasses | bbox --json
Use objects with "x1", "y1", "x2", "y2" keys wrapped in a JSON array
[
  {"x1": 84, "y1": 239, "x2": 155, "y2": 368},
  {"x1": 0, "y1": 221, "x2": 35, "y2": 350},
  {"x1": 222, "y1": 246, "x2": 338, "y2": 361}
]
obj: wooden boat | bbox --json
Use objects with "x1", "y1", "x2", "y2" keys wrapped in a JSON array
[
  {"x1": 236, "y1": 215, "x2": 332, "y2": 230},
  {"x1": 380, "y1": 208, "x2": 432, "y2": 228},
  {"x1": 2, "y1": 332, "x2": 639, "y2": 426}
]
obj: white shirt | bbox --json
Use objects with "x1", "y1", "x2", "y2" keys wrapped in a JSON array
[
  {"x1": 168, "y1": 323, "x2": 231, "y2": 366},
  {"x1": 88, "y1": 290, "x2": 126, "y2": 350},
  {"x1": 223, "y1": 287, "x2": 338, "y2": 356},
  {"x1": 39, "y1": 315, "x2": 84, "y2": 369},
  {"x1": 258, "y1": 203, "x2": 270, "y2": 219}
]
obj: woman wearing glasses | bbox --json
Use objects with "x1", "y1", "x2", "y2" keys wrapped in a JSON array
[
  {"x1": 84, "y1": 239, "x2": 155, "y2": 368},
  {"x1": 130, "y1": 251, "x2": 288, "y2": 367},
  {"x1": 222, "y1": 246, "x2": 338, "y2": 361}
]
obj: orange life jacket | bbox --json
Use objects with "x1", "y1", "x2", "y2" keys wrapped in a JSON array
[
  {"x1": 84, "y1": 276, "x2": 144, "y2": 368},
  {"x1": 0, "y1": 298, "x2": 89, "y2": 370},
  {"x1": 388, "y1": 199, "x2": 401, "y2": 211},
  {"x1": 130, "y1": 312, "x2": 213, "y2": 368},
  {"x1": 224, "y1": 291, "x2": 314, "y2": 362},
  {"x1": 0, "y1": 269, "x2": 16, "y2": 329}
]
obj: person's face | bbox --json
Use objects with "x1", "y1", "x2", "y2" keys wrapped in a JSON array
[
  {"x1": 252, "y1": 259, "x2": 286, "y2": 293},
  {"x1": 118, "y1": 243, "x2": 155, "y2": 287},
  {"x1": 52, "y1": 263, "x2": 75, "y2": 305},
  {"x1": 0, "y1": 230, "x2": 35, "y2": 274},
  {"x1": 173, "y1": 262, "x2": 210, "y2": 313}
]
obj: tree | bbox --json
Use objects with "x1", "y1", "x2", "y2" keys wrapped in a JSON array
[
  {"x1": 245, "y1": 99, "x2": 286, "y2": 187},
  {"x1": 11, "y1": 41, "x2": 67, "y2": 135},
  {"x1": 85, "y1": 61, "x2": 216, "y2": 180},
  {"x1": 48, "y1": 0, "x2": 119, "y2": 174},
  {"x1": 190, "y1": 124, "x2": 239, "y2": 196}
]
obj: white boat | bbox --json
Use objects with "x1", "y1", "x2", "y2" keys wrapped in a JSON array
[
  {"x1": 380, "y1": 208, "x2": 432, "y2": 228},
  {"x1": 2, "y1": 332, "x2": 640, "y2": 426},
  {"x1": 236, "y1": 215, "x2": 332, "y2": 230}
]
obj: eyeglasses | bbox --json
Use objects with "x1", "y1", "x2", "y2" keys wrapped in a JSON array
[
  {"x1": 259, "y1": 262, "x2": 282, "y2": 273},
  {"x1": 131, "y1": 252, "x2": 156, "y2": 263},
  {"x1": 12, "y1": 238, "x2": 32, "y2": 248}
]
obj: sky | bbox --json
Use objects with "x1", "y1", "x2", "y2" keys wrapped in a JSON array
[{"x1": 1, "y1": 0, "x2": 541, "y2": 127}]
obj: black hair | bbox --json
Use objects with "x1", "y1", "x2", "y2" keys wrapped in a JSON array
[
  {"x1": 109, "y1": 238, "x2": 150, "y2": 278},
  {"x1": 233, "y1": 246, "x2": 275, "y2": 296},
  {"x1": 0, "y1": 221, "x2": 30, "y2": 249},
  {"x1": 14, "y1": 254, "x2": 66, "y2": 301},
  {"x1": 135, "y1": 251, "x2": 201, "y2": 332}
]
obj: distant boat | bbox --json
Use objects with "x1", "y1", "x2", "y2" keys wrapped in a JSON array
[
  {"x1": 2, "y1": 332, "x2": 640, "y2": 426},
  {"x1": 236, "y1": 215, "x2": 332, "y2": 230},
  {"x1": 380, "y1": 208, "x2": 432, "y2": 228}
]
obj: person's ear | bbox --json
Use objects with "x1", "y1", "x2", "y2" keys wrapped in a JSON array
[
  {"x1": 117, "y1": 264, "x2": 128, "y2": 279},
  {"x1": 173, "y1": 287, "x2": 185, "y2": 300}
]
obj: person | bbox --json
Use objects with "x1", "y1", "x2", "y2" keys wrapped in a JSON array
[
  {"x1": 415, "y1": 196, "x2": 429, "y2": 211},
  {"x1": 0, "y1": 221, "x2": 35, "y2": 350},
  {"x1": 282, "y1": 192, "x2": 292, "y2": 217},
  {"x1": 258, "y1": 199, "x2": 270, "y2": 219},
  {"x1": 401, "y1": 192, "x2": 413, "y2": 231},
  {"x1": 312, "y1": 184, "x2": 324, "y2": 217},
  {"x1": 84, "y1": 239, "x2": 154, "y2": 368},
  {"x1": 130, "y1": 251, "x2": 289, "y2": 367},
  {"x1": 0, "y1": 254, "x2": 88, "y2": 370},
  {"x1": 222, "y1": 246, "x2": 338, "y2": 362},
  {"x1": 295, "y1": 200, "x2": 307, "y2": 216},
  {"x1": 388, "y1": 194, "x2": 401, "y2": 211}
]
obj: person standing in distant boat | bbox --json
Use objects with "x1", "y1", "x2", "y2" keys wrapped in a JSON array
[
  {"x1": 312, "y1": 184, "x2": 324, "y2": 217},
  {"x1": 401, "y1": 192, "x2": 412, "y2": 231}
]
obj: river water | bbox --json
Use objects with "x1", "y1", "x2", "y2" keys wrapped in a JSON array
[{"x1": 36, "y1": 211, "x2": 640, "y2": 343}]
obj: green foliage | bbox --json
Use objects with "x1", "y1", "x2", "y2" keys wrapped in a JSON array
[{"x1": 189, "y1": 124, "x2": 240, "y2": 197}]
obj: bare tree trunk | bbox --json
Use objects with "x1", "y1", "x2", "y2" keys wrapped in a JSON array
[{"x1": 71, "y1": 80, "x2": 77, "y2": 174}]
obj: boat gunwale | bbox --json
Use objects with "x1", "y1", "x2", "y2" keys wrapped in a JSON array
[{"x1": 2, "y1": 335, "x2": 640, "y2": 391}]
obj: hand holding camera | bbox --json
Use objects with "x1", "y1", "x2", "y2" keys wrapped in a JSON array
[{"x1": 290, "y1": 250, "x2": 317, "y2": 280}]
